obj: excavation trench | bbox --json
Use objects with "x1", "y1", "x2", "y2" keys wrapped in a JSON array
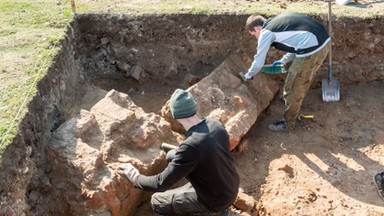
[{"x1": 0, "y1": 13, "x2": 383, "y2": 216}]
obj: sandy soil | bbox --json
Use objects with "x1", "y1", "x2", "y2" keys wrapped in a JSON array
[
  {"x1": 80, "y1": 2, "x2": 384, "y2": 214},
  {"x1": 129, "y1": 80, "x2": 384, "y2": 215},
  {"x1": 235, "y1": 80, "x2": 384, "y2": 215}
]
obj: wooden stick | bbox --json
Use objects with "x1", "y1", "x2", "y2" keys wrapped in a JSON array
[
  {"x1": 70, "y1": 0, "x2": 76, "y2": 14},
  {"x1": 160, "y1": 143, "x2": 178, "y2": 152}
]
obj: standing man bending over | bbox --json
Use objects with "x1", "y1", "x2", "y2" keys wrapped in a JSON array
[
  {"x1": 243, "y1": 13, "x2": 330, "y2": 132},
  {"x1": 119, "y1": 89, "x2": 240, "y2": 215}
]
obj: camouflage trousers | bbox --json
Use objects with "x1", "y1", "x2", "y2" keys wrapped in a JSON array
[{"x1": 283, "y1": 42, "x2": 331, "y2": 127}]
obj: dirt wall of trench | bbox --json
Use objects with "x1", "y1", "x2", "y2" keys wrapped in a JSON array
[
  {"x1": 0, "y1": 13, "x2": 383, "y2": 215},
  {"x1": 76, "y1": 13, "x2": 383, "y2": 88}
]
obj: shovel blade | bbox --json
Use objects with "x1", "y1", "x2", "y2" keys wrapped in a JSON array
[{"x1": 322, "y1": 79, "x2": 340, "y2": 102}]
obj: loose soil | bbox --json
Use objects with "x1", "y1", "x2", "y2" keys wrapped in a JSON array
[
  {"x1": 122, "y1": 79, "x2": 384, "y2": 216},
  {"x1": 237, "y1": 80, "x2": 384, "y2": 215},
  {"x1": 80, "y1": 7, "x2": 384, "y2": 214},
  {"x1": 1, "y1": 0, "x2": 384, "y2": 215},
  {"x1": 90, "y1": 64, "x2": 384, "y2": 216}
]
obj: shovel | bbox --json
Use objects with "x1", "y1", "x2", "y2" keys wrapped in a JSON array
[{"x1": 322, "y1": 0, "x2": 340, "y2": 102}]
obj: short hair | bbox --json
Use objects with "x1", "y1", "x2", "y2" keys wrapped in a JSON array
[{"x1": 245, "y1": 15, "x2": 266, "y2": 32}]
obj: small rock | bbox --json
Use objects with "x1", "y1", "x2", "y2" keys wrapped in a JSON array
[
  {"x1": 232, "y1": 95, "x2": 245, "y2": 106},
  {"x1": 117, "y1": 61, "x2": 131, "y2": 73},
  {"x1": 166, "y1": 62, "x2": 178, "y2": 77},
  {"x1": 130, "y1": 65, "x2": 143, "y2": 80},
  {"x1": 100, "y1": 37, "x2": 110, "y2": 45},
  {"x1": 184, "y1": 73, "x2": 200, "y2": 85},
  {"x1": 234, "y1": 189, "x2": 256, "y2": 212}
]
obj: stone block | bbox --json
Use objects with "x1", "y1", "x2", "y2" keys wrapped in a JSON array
[{"x1": 161, "y1": 51, "x2": 280, "y2": 150}]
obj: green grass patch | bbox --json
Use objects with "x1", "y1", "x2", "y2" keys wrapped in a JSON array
[
  {"x1": 0, "y1": 52, "x2": 55, "y2": 155},
  {"x1": 0, "y1": 0, "x2": 72, "y2": 156},
  {"x1": 0, "y1": 0, "x2": 71, "y2": 28}
]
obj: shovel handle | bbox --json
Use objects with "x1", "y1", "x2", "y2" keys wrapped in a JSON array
[
  {"x1": 160, "y1": 143, "x2": 178, "y2": 153},
  {"x1": 327, "y1": 0, "x2": 333, "y2": 81}
]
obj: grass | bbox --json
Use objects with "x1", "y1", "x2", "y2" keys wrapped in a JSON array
[
  {"x1": 0, "y1": 0, "x2": 72, "y2": 154},
  {"x1": 0, "y1": 0, "x2": 383, "y2": 156},
  {"x1": 72, "y1": 0, "x2": 384, "y2": 17}
]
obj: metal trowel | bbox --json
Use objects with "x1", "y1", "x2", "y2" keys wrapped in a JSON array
[{"x1": 238, "y1": 71, "x2": 252, "y2": 81}]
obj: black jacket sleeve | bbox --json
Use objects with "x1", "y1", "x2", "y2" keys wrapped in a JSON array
[{"x1": 133, "y1": 144, "x2": 199, "y2": 192}]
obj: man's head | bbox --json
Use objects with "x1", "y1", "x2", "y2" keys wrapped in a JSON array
[
  {"x1": 245, "y1": 14, "x2": 266, "y2": 39},
  {"x1": 169, "y1": 89, "x2": 197, "y2": 119}
]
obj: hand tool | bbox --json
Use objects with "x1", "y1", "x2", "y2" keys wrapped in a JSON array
[
  {"x1": 322, "y1": 0, "x2": 340, "y2": 102},
  {"x1": 298, "y1": 114, "x2": 314, "y2": 121},
  {"x1": 160, "y1": 143, "x2": 178, "y2": 153}
]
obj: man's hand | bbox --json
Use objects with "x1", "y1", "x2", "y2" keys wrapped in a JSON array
[
  {"x1": 272, "y1": 60, "x2": 283, "y2": 67},
  {"x1": 118, "y1": 163, "x2": 140, "y2": 182},
  {"x1": 244, "y1": 72, "x2": 253, "y2": 81}
]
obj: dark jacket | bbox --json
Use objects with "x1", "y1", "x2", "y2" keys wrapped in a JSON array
[
  {"x1": 263, "y1": 12, "x2": 330, "y2": 54},
  {"x1": 134, "y1": 117, "x2": 240, "y2": 212}
]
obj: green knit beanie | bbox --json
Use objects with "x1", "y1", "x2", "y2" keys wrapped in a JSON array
[{"x1": 169, "y1": 89, "x2": 197, "y2": 119}]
